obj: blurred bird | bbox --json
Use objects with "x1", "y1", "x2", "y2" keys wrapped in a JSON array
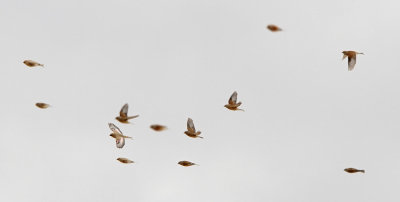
[
  {"x1": 35, "y1": 102, "x2": 50, "y2": 109},
  {"x1": 150, "y1": 124, "x2": 167, "y2": 131},
  {"x1": 117, "y1": 158, "x2": 134, "y2": 164},
  {"x1": 267, "y1": 24, "x2": 282, "y2": 32},
  {"x1": 116, "y1": 103, "x2": 139, "y2": 124},
  {"x1": 342, "y1": 51, "x2": 364, "y2": 71},
  {"x1": 224, "y1": 91, "x2": 244, "y2": 111},
  {"x1": 184, "y1": 118, "x2": 203, "y2": 138},
  {"x1": 108, "y1": 123, "x2": 132, "y2": 148},
  {"x1": 344, "y1": 168, "x2": 365, "y2": 173},
  {"x1": 23, "y1": 60, "x2": 44, "y2": 67},
  {"x1": 178, "y1": 161, "x2": 197, "y2": 167}
]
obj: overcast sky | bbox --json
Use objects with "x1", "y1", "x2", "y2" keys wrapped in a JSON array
[{"x1": 1, "y1": 0, "x2": 400, "y2": 201}]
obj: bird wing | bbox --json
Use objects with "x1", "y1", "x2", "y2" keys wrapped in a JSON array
[
  {"x1": 187, "y1": 118, "x2": 196, "y2": 133},
  {"x1": 109, "y1": 123, "x2": 123, "y2": 135},
  {"x1": 229, "y1": 91, "x2": 238, "y2": 105},
  {"x1": 116, "y1": 137, "x2": 125, "y2": 148},
  {"x1": 119, "y1": 103, "x2": 129, "y2": 118},
  {"x1": 348, "y1": 56, "x2": 356, "y2": 71}
]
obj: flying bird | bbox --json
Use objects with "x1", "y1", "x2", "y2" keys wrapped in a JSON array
[
  {"x1": 184, "y1": 118, "x2": 203, "y2": 138},
  {"x1": 117, "y1": 157, "x2": 134, "y2": 164},
  {"x1": 344, "y1": 168, "x2": 365, "y2": 173},
  {"x1": 108, "y1": 123, "x2": 132, "y2": 148},
  {"x1": 23, "y1": 60, "x2": 44, "y2": 67},
  {"x1": 150, "y1": 124, "x2": 167, "y2": 131},
  {"x1": 115, "y1": 103, "x2": 139, "y2": 124},
  {"x1": 224, "y1": 91, "x2": 244, "y2": 111},
  {"x1": 342, "y1": 51, "x2": 364, "y2": 71},
  {"x1": 35, "y1": 102, "x2": 50, "y2": 109},
  {"x1": 178, "y1": 161, "x2": 197, "y2": 167},
  {"x1": 266, "y1": 24, "x2": 282, "y2": 32}
]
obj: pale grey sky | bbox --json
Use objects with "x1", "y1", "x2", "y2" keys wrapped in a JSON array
[{"x1": 1, "y1": 0, "x2": 400, "y2": 201}]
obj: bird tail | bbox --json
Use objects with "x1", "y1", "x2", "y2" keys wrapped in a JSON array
[
  {"x1": 127, "y1": 115, "x2": 139, "y2": 120},
  {"x1": 360, "y1": 170, "x2": 365, "y2": 173},
  {"x1": 39, "y1": 64, "x2": 44, "y2": 67}
]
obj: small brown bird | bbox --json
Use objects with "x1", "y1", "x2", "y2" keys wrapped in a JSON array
[
  {"x1": 224, "y1": 91, "x2": 244, "y2": 111},
  {"x1": 108, "y1": 123, "x2": 132, "y2": 148},
  {"x1": 117, "y1": 157, "x2": 134, "y2": 164},
  {"x1": 23, "y1": 60, "x2": 44, "y2": 67},
  {"x1": 35, "y1": 102, "x2": 50, "y2": 109},
  {"x1": 115, "y1": 103, "x2": 139, "y2": 124},
  {"x1": 344, "y1": 168, "x2": 365, "y2": 173},
  {"x1": 178, "y1": 161, "x2": 197, "y2": 167},
  {"x1": 267, "y1": 24, "x2": 282, "y2": 32},
  {"x1": 184, "y1": 118, "x2": 203, "y2": 139},
  {"x1": 150, "y1": 124, "x2": 167, "y2": 131},
  {"x1": 342, "y1": 51, "x2": 364, "y2": 71}
]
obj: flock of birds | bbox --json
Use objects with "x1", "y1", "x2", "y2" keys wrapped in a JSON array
[{"x1": 22, "y1": 24, "x2": 366, "y2": 174}]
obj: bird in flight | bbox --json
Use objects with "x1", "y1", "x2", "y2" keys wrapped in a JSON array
[
  {"x1": 117, "y1": 157, "x2": 134, "y2": 164},
  {"x1": 108, "y1": 123, "x2": 132, "y2": 148},
  {"x1": 344, "y1": 168, "x2": 365, "y2": 173},
  {"x1": 150, "y1": 124, "x2": 167, "y2": 131},
  {"x1": 266, "y1": 24, "x2": 282, "y2": 32},
  {"x1": 35, "y1": 102, "x2": 50, "y2": 109},
  {"x1": 115, "y1": 103, "x2": 139, "y2": 124},
  {"x1": 178, "y1": 161, "x2": 198, "y2": 167},
  {"x1": 184, "y1": 118, "x2": 203, "y2": 138},
  {"x1": 224, "y1": 91, "x2": 244, "y2": 111},
  {"x1": 342, "y1": 51, "x2": 364, "y2": 71},
  {"x1": 23, "y1": 60, "x2": 44, "y2": 67}
]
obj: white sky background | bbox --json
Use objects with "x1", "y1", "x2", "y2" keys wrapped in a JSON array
[{"x1": 1, "y1": 0, "x2": 400, "y2": 201}]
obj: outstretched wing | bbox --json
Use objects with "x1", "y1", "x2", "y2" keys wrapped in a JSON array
[
  {"x1": 229, "y1": 91, "x2": 238, "y2": 105},
  {"x1": 116, "y1": 137, "x2": 125, "y2": 148},
  {"x1": 108, "y1": 123, "x2": 123, "y2": 135},
  {"x1": 348, "y1": 56, "x2": 356, "y2": 71},
  {"x1": 187, "y1": 118, "x2": 196, "y2": 133},
  {"x1": 119, "y1": 103, "x2": 129, "y2": 118}
]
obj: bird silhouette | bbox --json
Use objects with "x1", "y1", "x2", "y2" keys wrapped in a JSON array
[
  {"x1": 184, "y1": 118, "x2": 203, "y2": 138},
  {"x1": 267, "y1": 24, "x2": 282, "y2": 32},
  {"x1": 344, "y1": 168, "x2": 365, "y2": 173},
  {"x1": 224, "y1": 91, "x2": 244, "y2": 111},
  {"x1": 116, "y1": 103, "x2": 139, "y2": 124},
  {"x1": 108, "y1": 123, "x2": 132, "y2": 148},
  {"x1": 178, "y1": 161, "x2": 198, "y2": 167},
  {"x1": 342, "y1": 51, "x2": 364, "y2": 71},
  {"x1": 117, "y1": 157, "x2": 134, "y2": 164},
  {"x1": 150, "y1": 124, "x2": 167, "y2": 131},
  {"x1": 35, "y1": 102, "x2": 50, "y2": 109},
  {"x1": 23, "y1": 60, "x2": 43, "y2": 67}
]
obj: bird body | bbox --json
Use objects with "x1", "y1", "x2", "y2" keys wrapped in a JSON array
[
  {"x1": 117, "y1": 158, "x2": 134, "y2": 164},
  {"x1": 342, "y1": 51, "x2": 364, "y2": 71},
  {"x1": 108, "y1": 123, "x2": 131, "y2": 148},
  {"x1": 267, "y1": 24, "x2": 282, "y2": 32},
  {"x1": 150, "y1": 124, "x2": 167, "y2": 131},
  {"x1": 184, "y1": 118, "x2": 203, "y2": 138},
  {"x1": 178, "y1": 161, "x2": 197, "y2": 166},
  {"x1": 224, "y1": 91, "x2": 244, "y2": 111},
  {"x1": 116, "y1": 103, "x2": 139, "y2": 123},
  {"x1": 35, "y1": 102, "x2": 50, "y2": 109},
  {"x1": 23, "y1": 60, "x2": 43, "y2": 67},
  {"x1": 344, "y1": 168, "x2": 365, "y2": 173}
]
